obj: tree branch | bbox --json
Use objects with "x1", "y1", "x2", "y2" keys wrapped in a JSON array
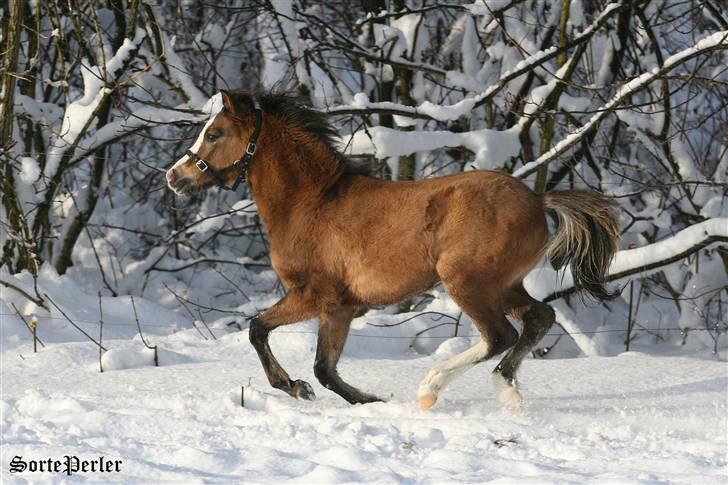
[
  {"x1": 543, "y1": 218, "x2": 728, "y2": 302},
  {"x1": 514, "y1": 30, "x2": 728, "y2": 179}
]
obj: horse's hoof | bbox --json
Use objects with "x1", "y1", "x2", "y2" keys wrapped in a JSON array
[
  {"x1": 419, "y1": 393, "x2": 437, "y2": 411},
  {"x1": 354, "y1": 393, "x2": 383, "y2": 404},
  {"x1": 292, "y1": 380, "x2": 316, "y2": 401}
]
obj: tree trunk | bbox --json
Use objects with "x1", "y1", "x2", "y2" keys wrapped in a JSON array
[
  {"x1": 393, "y1": 0, "x2": 416, "y2": 181},
  {"x1": 0, "y1": 0, "x2": 22, "y2": 148},
  {"x1": 1, "y1": 0, "x2": 35, "y2": 272}
]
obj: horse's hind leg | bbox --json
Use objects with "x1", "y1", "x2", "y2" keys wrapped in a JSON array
[
  {"x1": 492, "y1": 284, "x2": 556, "y2": 409},
  {"x1": 314, "y1": 307, "x2": 381, "y2": 404},
  {"x1": 418, "y1": 273, "x2": 518, "y2": 410},
  {"x1": 249, "y1": 287, "x2": 319, "y2": 400}
]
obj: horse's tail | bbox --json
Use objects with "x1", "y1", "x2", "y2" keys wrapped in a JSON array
[{"x1": 542, "y1": 190, "x2": 620, "y2": 301}]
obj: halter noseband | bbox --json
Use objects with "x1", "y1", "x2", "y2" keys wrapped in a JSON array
[{"x1": 186, "y1": 96, "x2": 263, "y2": 192}]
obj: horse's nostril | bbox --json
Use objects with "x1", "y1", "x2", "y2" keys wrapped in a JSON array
[{"x1": 166, "y1": 169, "x2": 176, "y2": 185}]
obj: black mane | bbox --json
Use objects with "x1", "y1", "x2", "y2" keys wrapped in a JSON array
[{"x1": 228, "y1": 90, "x2": 342, "y2": 158}]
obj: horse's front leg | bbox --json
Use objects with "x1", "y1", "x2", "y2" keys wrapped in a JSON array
[
  {"x1": 314, "y1": 307, "x2": 382, "y2": 404},
  {"x1": 249, "y1": 287, "x2": 318, "y2": 400}
]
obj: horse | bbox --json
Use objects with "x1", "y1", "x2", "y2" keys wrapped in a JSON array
[{"x1": 166, "y1": 90, "x2": 620, "y2": 410}]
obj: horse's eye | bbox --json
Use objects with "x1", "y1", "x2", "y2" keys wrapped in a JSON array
[{"x1": 205, "y1": 133, "x2": 219, "y2": 143}]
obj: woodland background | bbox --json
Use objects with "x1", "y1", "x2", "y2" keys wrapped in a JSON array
[{"x1": 1, "y1": 0, "x2": 727, "y2": 357}]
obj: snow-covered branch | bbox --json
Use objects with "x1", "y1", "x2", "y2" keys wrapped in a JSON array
[
  {"x1": 344, "y1": 124, "x2": 522, "y2": 169},
  {"x1": 530, "y1": 218, "x2": 728, "y2": 302},
  {"x1": 326, "y1": 1, "x2": 626, "y2": 121},
  {"x1": 513, "y1": 30, "x2": 728, "y2": 179}
]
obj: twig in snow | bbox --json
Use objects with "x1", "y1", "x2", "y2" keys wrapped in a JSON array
[
  {"x1": 86, "y1": 224, "x2": 119, "y2": 297},
  {"x1": 453, "y1": 312, "x2": 462, "y2": 337},
  {"x1": 45, "y1": 293, "x2": 107, "y2": 351},
  {"x1": 149, "y1": 257, "x2": 269, "y2": 274},
  {"x1": 366, "y1": 311, "x2": 458, "y2": 328},
  {"x1": 98, "y1": 291, "x2": 104, "y2": 373},
  {"x1": 415, "y1": 322, "x2": 457, "y2": 337},
  {"x1": 136, "y1": 158, "x2": 167, "y2": 173},
  {"x1": 131, "y1": 295, "x2": 158, "y2": 366},
  {"x1": 626, "y1": 280, "x2": 635, "y2": 352},
  {"x1": 212, "y1": 267, "x2": 250, "y2": 302},
  {"x1": 62, "y1": 186, "x2": 118, "y2": 296},
  {"x1": 160, "y1": 285, "x2": 249, "y2": 316},
  {"x1": 31, "y1": 317, "x2": 38, "y2": 353},
  {"x1": 163, "y1": 283, "x2": 209, "y2": 340},
  {"x1": 10, "y1": 302, "x2": 45, "y2": 350},
  {"x1": 493, "y1": 437, "x2": 518, "y2": 448},
  {"x1": 197, "y1": 309, "x2": 217, "y2": 340}
]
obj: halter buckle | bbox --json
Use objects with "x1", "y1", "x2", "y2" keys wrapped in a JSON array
[
  {"x1": 195, "y1": 159, "x2": 209, "y2": 172},
  {"x1": 246, "y1": 142, "x2": 256, "y2": 156}
]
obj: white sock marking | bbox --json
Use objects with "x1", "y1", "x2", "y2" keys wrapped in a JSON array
[{"x1": 418, "y1": 340, "x2": 490, "y2": 404}]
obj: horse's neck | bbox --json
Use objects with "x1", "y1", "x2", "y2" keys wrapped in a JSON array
[{"x1": 247, "y1": 132, "x2": 342, "y2": 238}]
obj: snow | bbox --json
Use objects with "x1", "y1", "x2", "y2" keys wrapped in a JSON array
[
  {"x1": 344, "y1": 125, "x2": 520, "y2": 169},
  {"x1": 163, "y1": 33, "x2": 209, "y2": 108},
  {"x1": 461, "y1": 15, "x2": 480, "y2": 76},
  {"x1": 610, "y1": 218, "x2": 728, "y2": 278},
  {"x1": 2, "y1": 257, "x2": 727, "y2": 482},
  {"x1": 2, "y1": 332, "x2": 726, "y2": 483},
  {"x1": 14, "y1": 94, "x2": 64, "y2": 126},
  {"x1": 569, "y1": 0, "x2": 585, "y2": 27},
  {"x1": 465, "y1": 1, "x2": 517, "y2": 16},
  {"x1": 105, "y1": 37, "x2": 138, "y2": 78},
  {"x1": 702, "y1": 196, "x2": 728, "y2": 219},
  {"x1": 19, "y1": 157, "x2": 40, "y2": 184},
  {"x1": 552, "y1": 304, "x2": 602, "y2": 357},
  {"x1": 98, "y1": 343, "x2": 193, "y2": 371}
]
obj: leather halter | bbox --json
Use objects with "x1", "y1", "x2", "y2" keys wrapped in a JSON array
[{"x1": 187, "y1": 97, "x2": 263, "y2": 192}]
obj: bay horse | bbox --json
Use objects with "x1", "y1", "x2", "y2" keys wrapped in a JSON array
[{"x1": 166, "y1": 90, "x2": 619, "y2": 410}]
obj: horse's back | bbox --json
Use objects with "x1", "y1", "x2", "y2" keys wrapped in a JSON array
[{"x1": 325, "y1": 171, "x2": 547, "y2": 305}]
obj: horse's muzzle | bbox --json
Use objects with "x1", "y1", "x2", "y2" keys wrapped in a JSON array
[
  {"x1": 167, "y1": 169, "x2": 195, "y2": 196},
  {"x1": 166, "y1": 168, "x2": 176, "y2": 185}
]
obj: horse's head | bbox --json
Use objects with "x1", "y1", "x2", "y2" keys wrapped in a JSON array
[{"x1": 166, "y1": 90, "x2": 252, "y2": 196}]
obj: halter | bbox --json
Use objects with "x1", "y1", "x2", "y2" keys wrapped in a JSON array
[{"x1": 186, "y1": 97, "x2": 263, "y2": 192}]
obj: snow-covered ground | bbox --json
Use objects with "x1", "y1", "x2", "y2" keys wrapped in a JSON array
[{"x1": 2, "y1": 321, "x2": 726, "y2": 483}]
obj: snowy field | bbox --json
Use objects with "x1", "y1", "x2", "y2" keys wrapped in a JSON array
[{"x1": 2, "y1": 316, "x2": 726, "y2": 483}]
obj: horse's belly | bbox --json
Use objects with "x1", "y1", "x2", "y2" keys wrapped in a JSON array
[{"x1": 346, "y1": 262, "x2": 437, "y2": 306}]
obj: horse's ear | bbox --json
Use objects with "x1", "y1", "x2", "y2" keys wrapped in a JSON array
[{"x1": 220, "y1": 90, "x2": 236, "y2": 114}]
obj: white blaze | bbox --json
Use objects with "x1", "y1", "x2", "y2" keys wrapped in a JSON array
[{"x1": 170, "y1": 93, "x2": 225, "y2": 170}]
